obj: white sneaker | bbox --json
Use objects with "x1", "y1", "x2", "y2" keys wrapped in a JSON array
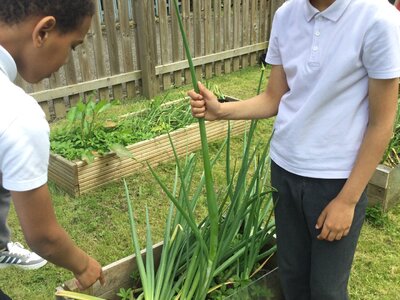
[{"x1": 0, "y1": 242, "x2": 47, "y2": 270}]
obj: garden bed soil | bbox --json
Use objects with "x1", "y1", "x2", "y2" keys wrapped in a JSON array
[
  {"x1": 55, "y1": 242, "x2": 283, "y2": 300},
  {"x1": 367, "y1": 164, "x2": 400, "y2": 212},
  {"x1": 48, "y1": 97, "x2": 249, "y2": 197}
]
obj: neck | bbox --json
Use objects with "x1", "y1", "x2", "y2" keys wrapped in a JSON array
[{"x1": 309, "y1": 0, "x2": 335, "y2": 11}]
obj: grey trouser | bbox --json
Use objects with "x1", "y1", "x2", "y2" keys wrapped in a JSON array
[
  {"x1": 271, "y1": 160, "x2": 367, "y2": 300},
  {"x1": 0, "y1": 184, "x2": 11, "y2": 250}
]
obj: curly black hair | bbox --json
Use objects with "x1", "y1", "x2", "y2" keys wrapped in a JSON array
[{"x1": 0, "y1": 0, "x2": 95, "y2": 33}]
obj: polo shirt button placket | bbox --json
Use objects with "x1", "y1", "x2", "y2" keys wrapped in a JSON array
[{"x1": 309, "y1": 15, "x2": 322, "y2": 69}]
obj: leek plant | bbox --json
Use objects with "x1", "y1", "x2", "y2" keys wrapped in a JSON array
[
  {"x1": 123, "y1": 123, "x2": 275, "y2": 300},
  {"x1": 121, "y1": 2, "x2": 276, "y2": 299}
]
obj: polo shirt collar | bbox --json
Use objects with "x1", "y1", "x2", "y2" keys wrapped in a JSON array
[
  {"x1": 0, "y1": 44, "x2": 17, "y2": 82},
  {"x1": 304, "y1": 0, "x2": 352, "y2": 22}
]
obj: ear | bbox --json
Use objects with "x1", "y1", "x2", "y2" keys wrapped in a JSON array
[{"x1": 32, "y1": 16, "x2": 57, "y2": 48}]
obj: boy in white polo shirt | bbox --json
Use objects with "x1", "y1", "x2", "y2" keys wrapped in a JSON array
[
  {"x1": 188, "y1": 0, "x2": 400, "y2": 298},
  {"x1": 0, "y1": 1, "x2": 104, "y2": 298}
]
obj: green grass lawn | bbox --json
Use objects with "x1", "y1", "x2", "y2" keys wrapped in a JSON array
[{"x1": 1, "y1": 66, "x2": 399, "y2": 299}]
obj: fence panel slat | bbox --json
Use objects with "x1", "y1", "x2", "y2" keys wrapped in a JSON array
[
  {"x1": 260, "y1": 0, "x2": 268, "y2": 43},
  {"x1": 249, "y1": 0, "x2": 258, "y2": 66},
  {"x1": 232, "y1": 1, "x2": 241, "y2": 71},
  {"x1": 193, "y1": 0, "x2": 203, "y2": 81},
  {"x1": 214, "y1": 0, "x2": 223, "y2": 76},
  {"x1": 204, "y1": 0, "x2": 213, "y2": 79},
  {"x1": 118, "y1": 0, "x2": 137, "y2": 98},
  {"x1": 223, "y1": 0, "x2": 232, "y2": 74},
  {"x1": 103, "y1": 0, "x2": 123, "y2": 100},
  {"x1": 182, "y1": 0, "x2": 192, "y2": 85},
  {"x1": 242, "y1": 0, "x2": 250, "y2": 68},
  {"x1": 170, "y1": 0, "x2": 182, "y2": 87},
  {"x1": 92, "y1": 0, "x2": 110, "y2": 100},
  {"x1": 133, "y1": 0, "x2": 158, "y2": 98},
  {"x1": 159, "y1": 0, "x2": 172, "y2": 91},
  {"x1": 64, "y1": 54, "x2": 81, "y2": 109}
]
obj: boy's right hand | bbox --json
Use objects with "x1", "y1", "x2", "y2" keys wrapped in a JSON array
[
  {"x1": 188, "y1": 82, "x2": 221, "y2": 121},
  {"x1": 74, "y1": 255, "x2": 105, "y2": 290}
]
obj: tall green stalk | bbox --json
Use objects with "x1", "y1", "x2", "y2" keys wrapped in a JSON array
[{"x1": 172, "y1": 0, "x2": 219, "y2": 295}]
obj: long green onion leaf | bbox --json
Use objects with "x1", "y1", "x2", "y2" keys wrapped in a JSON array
[{"x1": 172, "y1": 0, "x2": 219, "y2": 296}]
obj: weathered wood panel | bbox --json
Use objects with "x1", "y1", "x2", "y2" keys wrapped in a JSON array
[
  {"x1": 20, "y1": 1, "x2": 281, "y2": 121},
  {"x1": 367, "y1": 164, "x2": 400, "y2": 212}
]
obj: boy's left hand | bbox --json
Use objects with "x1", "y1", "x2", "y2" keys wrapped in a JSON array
[{"x1": 315, "y1": 198, "x2": 356, "y2": 241}]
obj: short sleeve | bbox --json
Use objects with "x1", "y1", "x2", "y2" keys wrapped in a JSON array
[
  {"x1": 1, "y1": 114, "x2": 49, "y2": 192},
  {"x1": 266, "y1": 12, "x2": 283, "y2": 66},
  {"x1": 362, "y1": 12, "x2": 400, "y2": 79}
]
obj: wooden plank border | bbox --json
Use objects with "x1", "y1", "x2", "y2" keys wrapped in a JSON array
[{"x1": 367, "y1": 164, "x2": 400, "y2": 212}]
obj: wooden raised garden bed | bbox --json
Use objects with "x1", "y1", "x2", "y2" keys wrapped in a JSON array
[
  {"x1": 367, "y1": 164, "x2": 400, "y2": 212},
  {"x1": 55, "y1": 242, "x2": 283, "y2": 300},
  {"x1": 55, "y1": 242, "x2": 163, "y2": 300},
  {"x1": 48, "y1": 97, "x2": 249, "y2": 197}
]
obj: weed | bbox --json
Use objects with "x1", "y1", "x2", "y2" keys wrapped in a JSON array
[{"x1": 365, "y1": 204, "x2": 390, "y2": 228}]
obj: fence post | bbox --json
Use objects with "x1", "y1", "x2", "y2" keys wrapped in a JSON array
[{"x1": 133, "y1": 0, "x2": 158, "y2": 99}]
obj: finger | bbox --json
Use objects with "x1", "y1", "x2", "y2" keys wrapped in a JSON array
[
  {"x1": 198, "y1": 81, "x2": 216, "y2": 100},
  {"x1": 187, "y1": 89, "x2": 203, "y2": 100},
  {"x1": 191, "y1": 106, "x2": 206, "y2": 114},
  {"x1": 190, "y1": 99, "x2": 205, "y2": 108},
  {"x1": 315, "y1": 210, "x2": 327, "y2": 230},
  {"x1": 317, "y1": 226, "x2": 330, "y2": 240},
  {"x1": 327, "y1": 231, "x2": 337, "y2": 242},
  {"x1": 192, "y1": 112, "x2": 205, "y2": 118},
  {"x1": 335, "y1": 232, "x2": 344, "y2": 241}
]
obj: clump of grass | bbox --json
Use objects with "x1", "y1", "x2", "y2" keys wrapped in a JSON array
[{"x1": 365, "y1": 205, "x2": 390, "y2": 228}]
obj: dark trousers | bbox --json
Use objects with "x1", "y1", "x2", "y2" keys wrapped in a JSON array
[
  {"x1": 271, "y1": 160, "x2": 367, "y2": 300},
  {"x1": 0, "y1": 289, "x2": 11, "y2": 300},
  {"x1": 0, "y1": 185, "x2": 11, "y2": 250}
]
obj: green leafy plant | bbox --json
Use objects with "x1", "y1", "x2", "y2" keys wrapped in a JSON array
[
  {"x1": 50, "y1": 96, "x2": 194, "y2": 162},
  {"x1": 365, "y1": 204, "x2": 390, "y2": 228},
  {"x1": 117, "y1": 288, "x2": 134, "y2": 300},
  {"x1": 51, "y1": 96, "x2": 115, "y2": 163}
]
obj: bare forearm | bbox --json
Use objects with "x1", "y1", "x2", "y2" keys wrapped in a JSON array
[
  {"x1": 218, "y1": 92, "x2": 279, "y2": 120},
  {"x1": 12, "y1": 186, "x2": 89, "y2": 275},
  {"x1": 338, "y1": 78, "x2": 399, "y2": 204},
  {"x1": 26, "y1": 226, "x2": 89, "y2": 275},
  {"x1": 339, "y1": 124, "x2": 394, "y2": 204}
]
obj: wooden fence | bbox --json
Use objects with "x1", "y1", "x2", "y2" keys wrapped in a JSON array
[{"x1": 18, "y1": 0, "x2": 284, "y2": 121}]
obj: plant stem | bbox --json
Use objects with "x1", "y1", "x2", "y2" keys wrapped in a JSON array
[{"x1": 172, "y1": 0, "x2": 219, "y2": 297}]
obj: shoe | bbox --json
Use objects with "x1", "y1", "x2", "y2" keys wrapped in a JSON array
[{"x1": 0, "y1": 242, "x2": 47, "y2": 270}]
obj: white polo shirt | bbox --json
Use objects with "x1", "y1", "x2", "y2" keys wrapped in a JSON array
[
  {"x1": 266, "y1": 0, "x2": 400, "y2": 178},
  {"x1": 0, "y1": 45, "x2": 49, "y2": 191}
]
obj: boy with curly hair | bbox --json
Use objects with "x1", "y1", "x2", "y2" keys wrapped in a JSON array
[{"x1": 0, "y1": 1, "x2": 104, "y2": 298}]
